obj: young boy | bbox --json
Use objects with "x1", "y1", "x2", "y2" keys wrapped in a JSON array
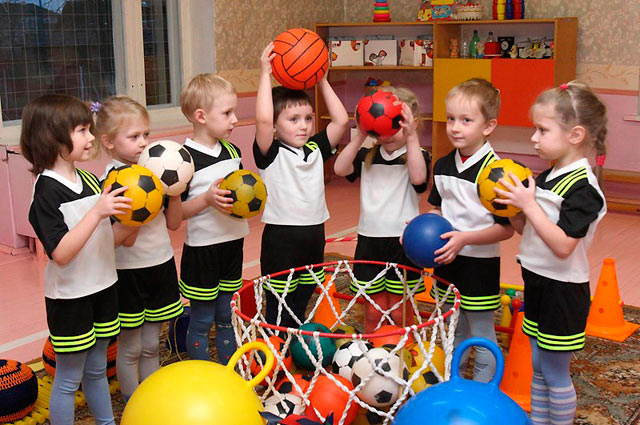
[
  {"x1": 179, "y1": 73, "x2": 246, "y2": 364},
  {"x1": 428, "y1": 78, "x2": 514, "y2": 382},
  {"x1": 255, "y1": 43, "x2": 349, "y2": 328}
]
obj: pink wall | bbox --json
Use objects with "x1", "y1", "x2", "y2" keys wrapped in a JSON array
[{"x1": 599, "y1": 93, "x2": 640, "y2": 172}]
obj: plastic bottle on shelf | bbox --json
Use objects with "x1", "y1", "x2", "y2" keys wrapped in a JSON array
[
  {"x1": 506, "y1": 0, "x2": 514, "y2": 19},
  {"x1": 461, "y1": 33, "x2": 469, "y2": 58},
  {"x1": 469, "y1": 30, "x2": 480, "y2": 58}
]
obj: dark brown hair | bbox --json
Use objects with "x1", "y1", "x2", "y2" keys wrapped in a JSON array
[
  {"x1": 20, "y1": 94, "x2": 94, "y2": 175},
  {"x1": 272, "y1": 86, "x2": 313, "y2": 122}
]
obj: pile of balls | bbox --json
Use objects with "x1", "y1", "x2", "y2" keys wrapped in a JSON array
[{"x1": 259, "y1": 322, "x2": 446, "y2": 423}]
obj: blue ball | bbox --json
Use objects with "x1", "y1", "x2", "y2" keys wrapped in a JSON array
[{"x1": 402, "y1": 213, "x2": 454, "y2": 268}]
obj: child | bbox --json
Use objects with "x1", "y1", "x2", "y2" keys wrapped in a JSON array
[
  {"x1": 179, "y1": 73, "x2": 246, "y2": 364},
  {"x1": 21, "y1": 94, "x2": 134, "y2": 425},
  {"x1": 255, "y1": 43, "x2": 349, "y2": 328},
  {"x1": 333, "y1": 87, "x2": 430, "y2": 334},
  {"x1": 428, "y1": 78, "x2": 514, "y2": 382},
  {"x1": 494, "y1": 81, "x2": 607, "y2": 425},
  {"x1": 95, "y1": 96, "x2": 184, "y2": 401}
]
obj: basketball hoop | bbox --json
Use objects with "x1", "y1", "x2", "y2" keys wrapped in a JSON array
[{"x1": 231, "y1": 260, "x2": 460, "y2": 425}]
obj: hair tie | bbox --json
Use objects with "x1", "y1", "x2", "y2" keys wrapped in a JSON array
[
  {"x1": 559, "y1": 83, "x2": 569, "y2": 91},
  {"x1": 595, "y1": 154, "x2": 606, "y2": 167},
  {"x1": 90, "y1": 101, "x2": 102, "y2": 113}
]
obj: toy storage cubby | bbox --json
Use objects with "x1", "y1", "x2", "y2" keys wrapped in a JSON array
[{"x1": 314, "y1": 18, "x2": 578, "y2": 178}]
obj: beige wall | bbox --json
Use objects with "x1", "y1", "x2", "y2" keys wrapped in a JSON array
[{"x1": 215, "y1": 0, "x2": 639, "y2": 92}]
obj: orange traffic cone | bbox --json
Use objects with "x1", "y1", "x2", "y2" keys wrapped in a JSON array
[
  {"x1": 499, "y1": 311, "x2": 532, "y2": 412},
  {"x1": 313, "y1": 275, "x2": 342, "y2": 329},
  {"x1": 585, "y1": 258, "x2": 639, "y2": 342},
  {"x1": 415, "y1": 268, "x2": 436, "y2": 304}
]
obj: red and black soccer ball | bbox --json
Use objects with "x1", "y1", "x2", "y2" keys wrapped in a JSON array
[{"x1": 355, "y1": 90, "x2": 403, "y2": 139}]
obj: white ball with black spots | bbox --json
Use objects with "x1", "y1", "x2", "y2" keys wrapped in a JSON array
[
  {"x1": 138, "y1": 140, "x2": 194, "y2": 196},
  {"x1": 263, "y1": 393, "x2": 303, "y2": 418},
  {"x1": 351, "y1": 347, "x2": 409, "y2": 408},
  {"x1": 332, "y1": 340, "x2": 373, "y2": 381}
]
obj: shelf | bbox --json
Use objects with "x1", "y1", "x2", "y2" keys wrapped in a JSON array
[
  {"x1": 320, "y1": 113, "x2": 433, "y2": 122},
  {"x1": 317, "y1": 22, "x2": 433, "y2": 28},
  {"x1": 330, "y1": 66, "x2": 433, "y2": 71},
  {"x1": 435, "y1": 18, "x2": 571, "y2": 25}
]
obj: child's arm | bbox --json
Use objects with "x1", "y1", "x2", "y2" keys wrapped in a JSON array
[
  {"x1": 495, "y1": 173, "x2": 579, "y2": 258},
  {"x1": 508, "y1": 213, "x2": 526, "y2": 235},
  {"x1": 255, "y1": 43, "x2": 276, "y2": 156},
  {"x1": 113, "y1": 223, "x2": 139, "y2": 247},
  {"x1": 164, "y1": 195, "x2": 183, "y2": 231},
  {"x1": 51, "y1": 185, "x2": 131, "y2": 266},
  {"x1": 182, "y1": 178, "x2": 232, "y2": 219},
  {"x1": 434, "y1": 223, "x2": 514, "y2": 265},
  {"x1": 334, "y1": 129, "x2": 367, "y2": 176},
  {"x1": 401, "y1": 104, "x2": 428, "y2": 186},
  {"x1": 318, "y1": 73, "x2": 350, "y2": 148}
]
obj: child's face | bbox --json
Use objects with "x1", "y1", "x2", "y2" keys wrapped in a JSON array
[
  {"x1": 274, "y1": 103, "x2": 314, "y2": 148},
  {"x1": 445, "y1": 94, "x2": 496, "y2": 156},
  {"x1": 67, "y1": 123, "x2": 95, "y2": 162},
  {"x1": 203, "y1": 91, "x2": 238, "y2": 140},
  {"x1": 103, "y1": 118, "x2": 150, "y2": 165},
  {"x1": 531, "y1": 103, "x2": 573, "y2": 162}
]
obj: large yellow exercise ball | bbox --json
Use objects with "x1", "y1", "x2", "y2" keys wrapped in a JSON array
[{"x1": 120, "y1": 341, "x2": 273, "y2": 425}]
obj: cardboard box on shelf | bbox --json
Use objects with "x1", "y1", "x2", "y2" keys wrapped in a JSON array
[
  {"x1": 398, "y1": 37, "x2": 433, "y2": 66},
  {"x1": 329, "y1": 37, "x2": 364, "y2": 67},
  {"x1": 364, "y1": 37, "x2": 397, "y2": 66}
]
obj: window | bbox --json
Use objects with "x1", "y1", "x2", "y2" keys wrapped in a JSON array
[{"x1": 0, "y1": 0, "x2": 187, "y2": 128}]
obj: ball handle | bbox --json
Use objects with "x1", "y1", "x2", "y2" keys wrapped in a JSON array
[
  {"x1": 228, "y1": 341, "x2": 274, "y2": 388},
  {"x1": 450, "y1": 337, "x2": 505, "y2": 389}
]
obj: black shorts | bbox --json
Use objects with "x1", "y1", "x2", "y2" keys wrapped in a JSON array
[
  {"x1": 260, "y1": 223, "x2": 325, "y2": 294},
  {"x1": 521, "y1": 267, "x2": 590, "y2": 352},
  {"x1": 431, "y1": 255, "x2": 501, "y2": 311},
  {"x1": 351, "y1": 235, "x2": 424, "y2": 295},
  {"x1": 116, "y1": 258, "x2": 184, "y2": 329},
  {"x1": 179, "y1": 238, "x2": 244, "y2": 301},
  {"x1": 45, "y1": 284, "x2": 120, "y2": 353}
]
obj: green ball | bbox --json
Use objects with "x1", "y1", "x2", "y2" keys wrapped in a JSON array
[
  {"x1": 290, "y1": 322, "x2": 336, "y2": 370},
  {"x1": 506, "y1": 288, "x2": 516, "y2": 297}
]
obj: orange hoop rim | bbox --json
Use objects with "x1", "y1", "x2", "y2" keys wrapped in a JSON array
[{"x1": 231, "y1": 260, "x2": 460, "y2": 340}]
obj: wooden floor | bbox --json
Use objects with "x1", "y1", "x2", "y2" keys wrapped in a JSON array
[{"x1": 1, "y1": 177, "x2": 638, "y2": 363}]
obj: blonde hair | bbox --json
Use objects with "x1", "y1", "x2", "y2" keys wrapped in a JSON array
[
  {"x1": 180, "y1": 73, "x2": 236, "y2": 123},
  {"x1": 94, "y1": 96, "x2": 149, "y2": 150},
  {"x1": 446, "y1": 78, "x2": 501, "y2": 121},
  {"x1": 533, "y1": 80, "x2": 608, "y2": 183},
  {"x1": 364, "y1": 86, "x2": 422, "y2": 168}
]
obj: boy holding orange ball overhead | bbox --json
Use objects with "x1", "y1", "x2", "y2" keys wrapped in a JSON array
[{"x1": 255, "y1": 42, "x2": 350, "y2": 329}]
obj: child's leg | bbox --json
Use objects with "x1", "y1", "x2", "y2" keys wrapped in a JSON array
[
  {"x1": 49, "y1": 350, "x2": 88, "y2": 425},
  {"x1": 530, "y1": 338, "x2": 551, "y2": 425},
  {"x1": 139, "y1": 321, "x2": 162, "y2": 380},
  {"x1": 290, "y1": 284, "x2": 317, "y2": 326},
  {"x1": 388, "y1": 293, "x2": 414, "y2": 328},
  {"x1": 214, "y1": 291, "x2": 236, "y2": 365},
  {"x1": 116, "y1": 327, "x2": 142, "y2": 402},
  {"x1": 540, "y1": 349, "x2": 575, "y2": 425},
  {"x1": 451, "y1": 308, "x2": 470, "y2": 365},
  {"x1": 82, "y1": 338, "x2": 116, "y2": 425},
  {"x1": 466, "y1": 310, "x2": 498, "y2": 383},
  {"x1": 364, "y1": 292, "x2": 387, "y2": 334},
  {"x1": 186, "y1": 299, "x2": 215, "y2": 360}
]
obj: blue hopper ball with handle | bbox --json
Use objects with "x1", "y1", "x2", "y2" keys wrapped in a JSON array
[
  {"x1": 402, "y1": 213, "x2": 454, "y2": 268},
  {"x1": 392, "y1": 337, "x2": 532, "y2": 425}
]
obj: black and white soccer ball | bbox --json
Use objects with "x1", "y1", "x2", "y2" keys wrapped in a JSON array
[
  {"x1": 138, "y1": 140, "x2": 194, "y2": 196},
  {"x1": 331, "y1": 340, "x2": 373, "y2": 381},
  {"x1": 263, "y1": 393, "x2": 303, "y2": 418},
  {"x1": 351, "y1": 347, "x2": 409, "y2": 408}
]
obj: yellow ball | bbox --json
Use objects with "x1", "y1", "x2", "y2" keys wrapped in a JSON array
[
  {"x1": 219, "y1": 169, "x2": 267, "y2": 219},
  {"x1": 103, "y1": 164, "x2": 164, "y2": 226},
  {"x1": 476, "y1": 159, "x2": 533, "y2": 217},
  {"x1": 121, "y1": 342, "x2": 273, "y2": 425},
  {"x1": 405, "y1": 341, "x2": 445, "y2": 393}
]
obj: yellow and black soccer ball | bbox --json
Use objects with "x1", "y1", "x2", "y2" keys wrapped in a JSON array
[
  {"x1": 219, "y1": 169, "x2": 267, "y2": 219},
  {"x1": 477, "y1": 158, "x2": 533, "y2": 217},
  {"x1": 103, "y1": 164, "x2": 164, "y2": 226}
]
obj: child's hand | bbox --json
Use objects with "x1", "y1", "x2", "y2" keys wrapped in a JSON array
[
  {"x1": 206, "y1": 177, "x2": 233, "y2": 214},
  {"x1": 399, "y1": 103, "x2": 418, "y2": 138},
  {"x1": 95, "y1": 185, "x2": 132, "y2": 219},
  {"x1": 260, "y1": 43, "x2": 275, "y2": 75},
  {"x1": 351, "y1": 127, "x2": 368, "y2": 145},
  {"x1": 433, "y1": 230, "x2": 466, "y2": 265},
  {"x1": 493, "y1": 173, "x2": 537, "y2": 213}
]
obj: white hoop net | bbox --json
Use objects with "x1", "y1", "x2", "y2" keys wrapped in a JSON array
[{"x1": 231, "y1": 260, "x2": 460, "y2": 425}]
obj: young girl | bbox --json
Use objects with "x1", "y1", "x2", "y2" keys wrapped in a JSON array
[
  {"x1": 22, "y1": 95, "x2": 133, "y2": 425},
  {"x1": 495, "y1": 81, "x2": 607, "y2": 425},
  {"x1": 95, "y1": 96, "x2": 184, "y2": 402},
  {"x1": 333, "y1": 87, "x2": 430, "y2": 333}
]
